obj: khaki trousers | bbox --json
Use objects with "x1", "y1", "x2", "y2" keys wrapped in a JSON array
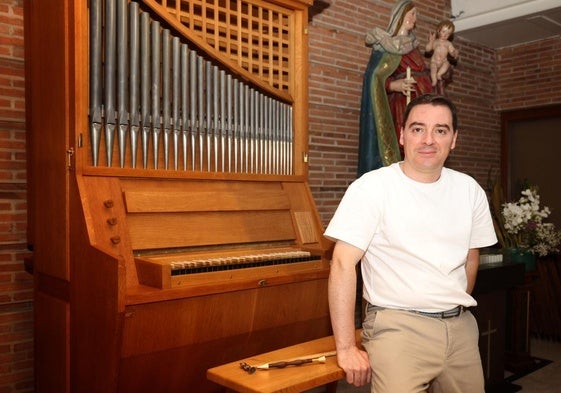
[{"x1": 362, "y1": 306, "x2": 484, "y2": 393}]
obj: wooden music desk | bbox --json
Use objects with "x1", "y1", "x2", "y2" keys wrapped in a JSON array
[{"x1": 207, "y1": 330, "x2": 362, "y2": 393}]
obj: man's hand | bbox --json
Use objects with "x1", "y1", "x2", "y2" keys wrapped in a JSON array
[{"x1": 337, "y1": 346, "x2": 372, "y2": 386}]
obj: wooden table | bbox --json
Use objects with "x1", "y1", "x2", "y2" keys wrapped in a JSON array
[{"x1": 207, "y1": 330, "x2": 362, "y2": 393}]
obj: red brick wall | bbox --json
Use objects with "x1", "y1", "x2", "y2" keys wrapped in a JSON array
[
  {"x1": 496, "y1": 37, "x2": 561, "y2": 110},
  {"x1": 0, "y1": 0, "x2": 560, "y2": 391},
  {"x1": 0, "y1": 0, "x2": 33, "y2": 392}
]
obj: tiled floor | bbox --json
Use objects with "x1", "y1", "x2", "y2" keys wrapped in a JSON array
[
  {"x1": 507, "y1": 338, "x2": 561, "y2": 392},
  {"x1": 308, "y1": 338, "x2": 561, "y2": 392}
]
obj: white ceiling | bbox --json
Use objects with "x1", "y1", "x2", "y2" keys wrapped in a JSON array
[{"x1": 451, "y1": 0, "x2": 561, "y2": 49}]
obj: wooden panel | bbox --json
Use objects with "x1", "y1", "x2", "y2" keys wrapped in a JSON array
[
  {"x1": 27, "y1": 0, "x2": 69, "y2": 281},
  {"x1": 134, "y1": 258, "x2": 170, "y2": 289},
  {"x1": 34, "y1": 292, "x2": 69, "y2": 393},
  {"x1": 79, "y1": 176, "x2": 135, "y2": 257},
  {"x1": 501, "y1": 106, "x2": 561, "y2": 227},
  {"x1": 70, "y1": 200, "x2": 125, "y2": 393},
  {"x1": 251, "y1": 278, "x2": 328, "y2": 331},
  {"x1": 124, "y1": 189, "x2": 291, "y2": 212},
  {"x1": 529, "y1": 256, "x2": 561, "y2": 340},
  {"x1": 121, "y1": 280, "x2": 328, "y2": 356},
  {"x1": 136, "y1": 257, "x2": 326, "y2": 289},
  {"x1": 283, "y1": 182, "x2": 329, "y2": 247},
  {"x1": 118, "y1": 316, "x2": 330, "y2": 393},
  {"x1": 127, "y1": 210, "x2": 296, "y2": 250},
  {"x1": 505, "y1": 285, "x2": 532, "y2": 372},
  {"x1": 471, "y1": 263, "x2": 525, "y2": 390},
  {"x1": 293, "y1": 211, "x2": 319, "y2": 244},
  {"x1": 472, "y1": 291, "x2": 507, "y2": 388}
]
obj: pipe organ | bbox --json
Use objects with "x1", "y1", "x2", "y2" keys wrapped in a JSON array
[{"x1": 25, "y1": 1, "x2": 332, "y2": 392}]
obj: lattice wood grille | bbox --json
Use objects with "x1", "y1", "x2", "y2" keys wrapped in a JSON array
[{"x1": 155, "y1": 0, "x2": 292, "y2": 92}]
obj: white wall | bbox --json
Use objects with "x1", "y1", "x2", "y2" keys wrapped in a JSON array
[{"x1": 452, "y1": 0, "x2": 561, "y2": 31}]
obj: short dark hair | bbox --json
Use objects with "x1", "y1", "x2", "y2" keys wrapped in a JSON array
[{"x1": 402, "y1": 94, "x2": 458, "y2": 131}]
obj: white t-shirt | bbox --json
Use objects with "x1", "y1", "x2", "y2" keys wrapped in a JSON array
[{"x1": 324, "y1": 163, "x2": 498, "y2": 312}]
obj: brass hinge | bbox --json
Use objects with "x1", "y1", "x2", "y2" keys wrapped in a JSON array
[{"x1": 67, "y1": 148, "x2": 75, "y2": 170}]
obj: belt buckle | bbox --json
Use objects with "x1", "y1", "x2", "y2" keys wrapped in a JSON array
[{"x1": 442, "y1": 306, "x2": 462, "y2": 318}]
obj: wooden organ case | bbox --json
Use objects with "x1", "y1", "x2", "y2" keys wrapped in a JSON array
[{"x1": 25, "y1": 1, "x2": 332, "y2": 392}]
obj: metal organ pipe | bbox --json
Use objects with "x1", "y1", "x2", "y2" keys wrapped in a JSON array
[
  {"x1": 89, "y1": 0, "x2": 102, "y2": 167},
  {"x1": 104, "y1": 0, "x2": 116, "y2": 167},
  {"x1": 161, "y1": 29, "x2": 171, "y2": 170},
  {"x1": 171, "y1": 37, "x2": 180, "y2": 171},
  {"x1": 139, "y1": 11, "x2": 150, "y2": 169},
  {"x1": 151, "y1": 21, "x2": 161, "y2": 169},
  {"x1": 116, "y1": 0, "x2": 128, "y2": 168},
  {"x1": 180, "y1": 44, "x2": 189, "y2": 171},
  {"x1": 129, "y1": 1, "x2": 139, "y2": 168}
]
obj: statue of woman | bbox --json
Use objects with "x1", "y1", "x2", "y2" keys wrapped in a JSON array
[{"x1": 357, "y1": 0, "x2": 433, "y2": 177}]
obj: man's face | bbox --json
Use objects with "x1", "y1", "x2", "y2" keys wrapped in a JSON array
[{"x1": 399, "y1": 103, "x2": 457, "y2": 176}]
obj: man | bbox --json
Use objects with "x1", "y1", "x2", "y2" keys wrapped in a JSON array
[{"x1": 325, "y1": 94, "x2": 497, "y2": 393}]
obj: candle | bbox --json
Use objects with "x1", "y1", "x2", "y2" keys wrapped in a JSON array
[{"x1": 406, "y1": 66, "x2": 411, "y2": 104}]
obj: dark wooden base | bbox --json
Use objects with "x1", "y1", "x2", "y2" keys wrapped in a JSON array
[
  {"x1": 485, "y1": 380, "x2": 522, "y2": 393},
  {"x1": 505, "y1": 352, "x2": 535, "y2": 374}
]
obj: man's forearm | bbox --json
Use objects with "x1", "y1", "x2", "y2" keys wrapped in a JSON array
[{"x1": 328, "y1": 259, "x2": 359, "y2": 351}]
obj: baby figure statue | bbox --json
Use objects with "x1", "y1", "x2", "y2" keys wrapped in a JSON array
[{"x1": 426, "y1": 20, "x2": 459, "y2": 87}]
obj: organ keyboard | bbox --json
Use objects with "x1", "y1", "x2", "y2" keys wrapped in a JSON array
[
  {"x1": 26, "y1": 0, "x2": 331, "y2": 392},
  {"x1": 137, "y1": 248, "x2": 323, "y2": 289}
]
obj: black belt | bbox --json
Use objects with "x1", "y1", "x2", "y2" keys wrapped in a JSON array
[
  {"x1": 410, "y1": 305, "x2": 465, "y2": 319},
  {"x1": 367, "y1": 304, "x2": 466, "y2": 319}
]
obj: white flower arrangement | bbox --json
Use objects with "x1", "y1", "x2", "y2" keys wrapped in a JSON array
[{"x1": 501, "y1": 188, "x2": 561, "y2": 257}]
